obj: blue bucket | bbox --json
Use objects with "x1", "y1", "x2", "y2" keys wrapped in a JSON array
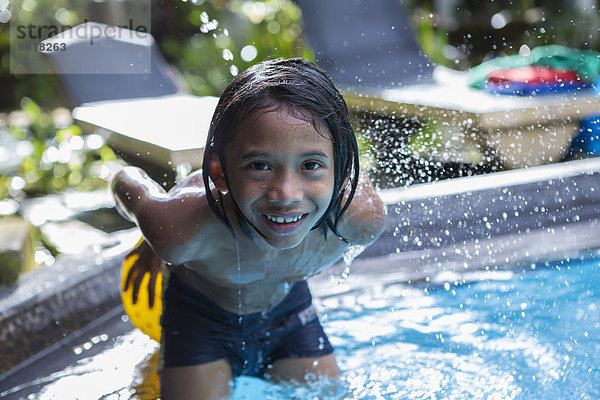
[{"x1": 570, "y1": 116, "x2": 600, "y2": 156}]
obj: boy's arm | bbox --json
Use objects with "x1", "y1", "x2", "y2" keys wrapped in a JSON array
[
  {"x1": 111, "y1": 166, "x2": 207, "y2": 264},
  {"x1": 337, "y1": 171, "x2": 387, "y2": 246},
  {"x1": 111, "y1": 166, "x2": 167, "y2": 223}
]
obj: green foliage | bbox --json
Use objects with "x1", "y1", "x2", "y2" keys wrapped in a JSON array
[
  {"x1": 413, "y1": 7, "x2": 449, "y2": 67},
  {"x1": 0, "y1": 0, "x2": 311, "y2": 109},
  {"x1": 0, "y1": 0, "x2": 82, "y2": 109},
  {"x1": 155, "y1": 0, "x2": 313, "y2": 97},
  {"x1": 1, "y1": 98, "x2": 122, "y2": 200},
  {"x1": 3, "y1": 0, "x2": 598, "y2": 109},
  {"x1": 404, "y1": 1, "x2": 600, "y2": 70}
]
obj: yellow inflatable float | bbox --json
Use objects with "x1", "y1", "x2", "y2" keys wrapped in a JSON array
[{"x1": 120, "y1": 240, "x2": 163, "y2": 342}]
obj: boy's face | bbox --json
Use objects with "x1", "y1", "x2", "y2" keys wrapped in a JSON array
[{"x1": 219, "y1": 107, "x2": 335, "y2": 250}]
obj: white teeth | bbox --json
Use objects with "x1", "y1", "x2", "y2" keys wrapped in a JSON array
[{"x1": 266, "y1": 214, "x2": 303, "y2": 224}]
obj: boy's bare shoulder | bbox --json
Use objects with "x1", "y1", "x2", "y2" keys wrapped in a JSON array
[
  {"x1": 146, "y1": 187, "x2": 237, "y2": 265},
  {"x1": 337, "y1": 175, "x2": 387, "y2": 246},
  {"x1": 339, "y1": 202, "x2": 386, "y2": 246}
]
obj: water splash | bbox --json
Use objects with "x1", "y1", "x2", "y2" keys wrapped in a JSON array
[
  {"x1": 222, "y1": 48, "x2": 234, "y2": 61},
  {"x1": 338, "y1": 244, "x2": 366, "y2": 285},
  {"x1": 234, "y1": 236, "x2": 247, "y2": 363},
  {"x1": 199, "y1": 12, "x2": 219, "y2": 33}
]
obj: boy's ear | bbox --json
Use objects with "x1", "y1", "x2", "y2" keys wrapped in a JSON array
[{"x1": 208, "y1": 154, "x2": 228, "y2": 194}]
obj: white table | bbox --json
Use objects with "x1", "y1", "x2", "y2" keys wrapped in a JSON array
[
  {"x1": 73, "y1": 94, "x2": 219, "y2": 171},
  {"x1": 345, "y1": 82, "x2": 600, "y2": 168}
]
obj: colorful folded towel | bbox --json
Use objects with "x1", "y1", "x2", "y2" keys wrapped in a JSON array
[
  {"x1": 482, "y1": 65, "x2": 592, "y2": 95},
  {"x1": 468, "y1": 45, "x2": 600, "y2": 89},
  {"x1": 486, "y1": 66, "x2": 580, "y2": 84}
]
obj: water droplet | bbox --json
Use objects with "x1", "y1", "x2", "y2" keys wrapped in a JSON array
[
  {"x1": 240, "y1": 45, "x2": 257, "y2": 62},
  {"x1": 222, "y1": 48, "x2": 234, "y2": 61},
  {"x1": 200, "y1": 11, "x2": 209, "y2": 23}
]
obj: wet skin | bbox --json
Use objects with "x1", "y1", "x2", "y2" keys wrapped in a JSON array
[{"x1": 112, "y1": 107, "x2": 386, "y2": 315}]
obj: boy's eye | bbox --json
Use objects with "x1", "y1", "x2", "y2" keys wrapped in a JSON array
[
  {"x1": 250, "y1": 162, "x2": 270, "y2": 171},
  {"x1": 303, "y1": 161, "x2": 321, "y2": 171}
]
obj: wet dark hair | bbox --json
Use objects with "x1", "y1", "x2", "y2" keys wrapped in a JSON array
[{"x1": 202, "y1": 57, "x2": 359, "y2": 241}]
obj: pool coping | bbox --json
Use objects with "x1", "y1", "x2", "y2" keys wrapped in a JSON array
[
  {"x1": 310, "y1": 219, "x2": 600, "y2": 299},
  {"x1": 2, "y1": 157, "x2": 600, "y2": 376}
]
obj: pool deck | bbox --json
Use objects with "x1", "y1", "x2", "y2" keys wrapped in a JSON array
[{"x1": 3, "y1": 157, "x2": 600, "y2": 377}]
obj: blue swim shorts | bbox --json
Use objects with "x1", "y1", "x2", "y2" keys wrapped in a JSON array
[{"x1": 160, "y1": 273, "x2": 334, "y2": 377}]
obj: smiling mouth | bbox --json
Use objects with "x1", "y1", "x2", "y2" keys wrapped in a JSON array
[
  {"x1": 264, "y1": 213, "x2": 308, "y2": 224},
  {"x1": 262, "y1": 213, "x2": 309, "y2": 234}
]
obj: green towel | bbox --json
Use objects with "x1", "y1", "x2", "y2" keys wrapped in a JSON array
[{"x1": 468, "y1": 45, "x2": 600, "y2": 88}]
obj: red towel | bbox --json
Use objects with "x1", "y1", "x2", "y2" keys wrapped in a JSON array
[{"x1": 487, "y1": 66, "x2": 581, "y2": 85}]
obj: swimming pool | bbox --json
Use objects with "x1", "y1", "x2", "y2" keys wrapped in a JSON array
[
  {"x1": 322, "y1": 253, "x2": 600, "y2": 400},
  {"x1": 1, "y1": 250, "x2": 598, "y2": 399}
]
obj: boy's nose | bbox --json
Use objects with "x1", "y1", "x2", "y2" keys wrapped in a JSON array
[{"x1": 267, "y1": 171, "x2": 302, "y2": 205}]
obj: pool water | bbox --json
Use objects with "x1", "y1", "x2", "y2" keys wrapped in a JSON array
[
  {"x1": 3, "y1": 253, "x2": 599, "y2": 399},
  {"x1": 323, "y1": 254, "x2": 600, "y2": 399}
]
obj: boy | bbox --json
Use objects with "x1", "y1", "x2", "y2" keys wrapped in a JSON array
[{"x1": 112, "y1": 58, "x2": 386, "y2": 399}]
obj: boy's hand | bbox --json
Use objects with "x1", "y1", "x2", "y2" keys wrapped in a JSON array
[{"x1": 123, "y1": 240, "x2": 162, "y2": 308}]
